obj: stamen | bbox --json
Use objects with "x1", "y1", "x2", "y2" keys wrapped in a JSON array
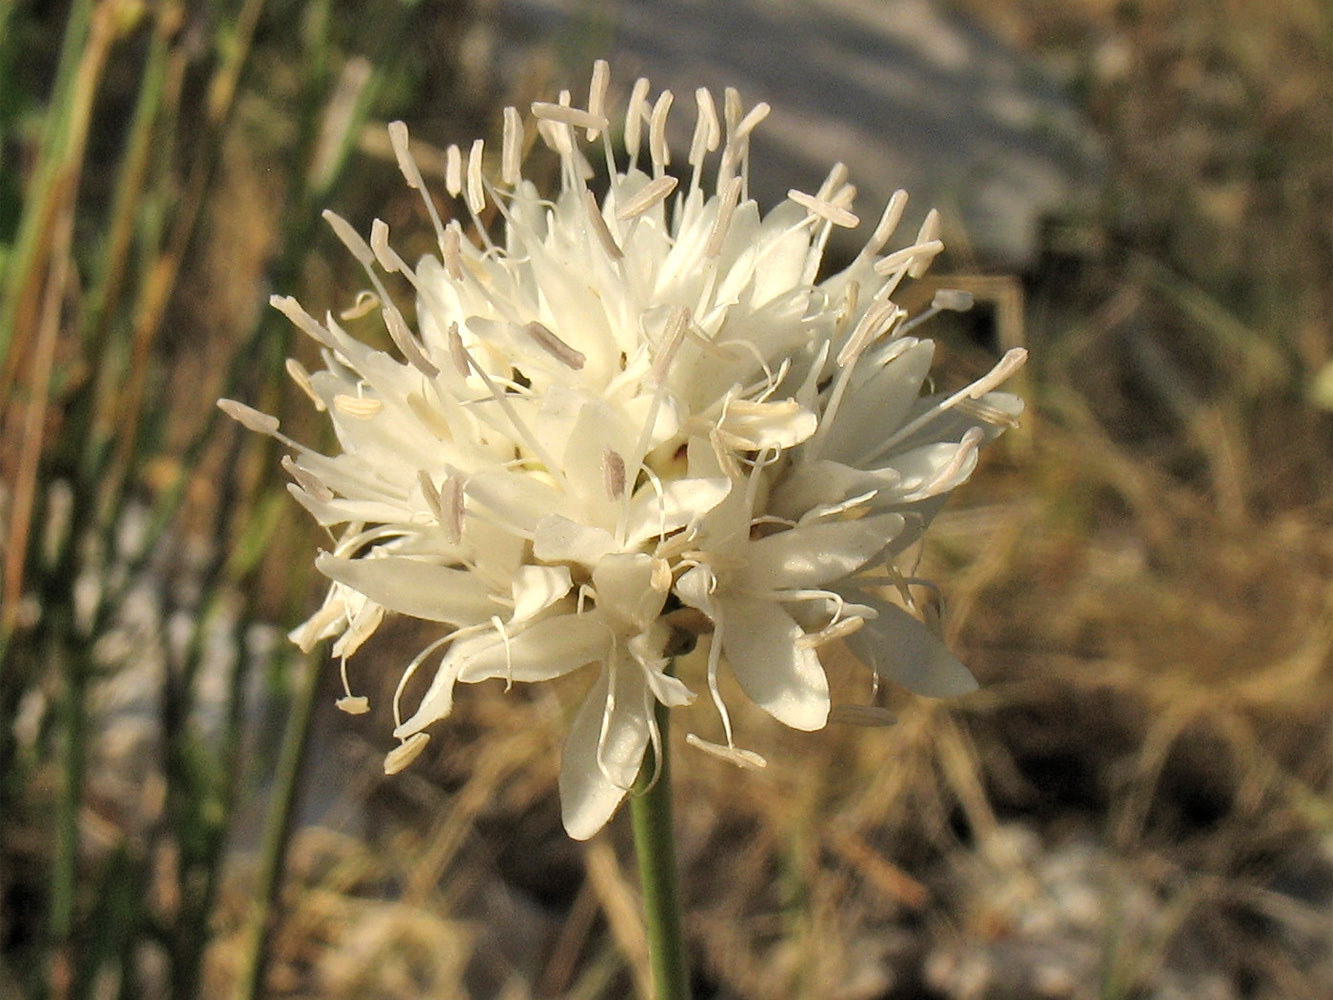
[
  {"x1": 384, "y1": 305, "x2": 441, "y2": 377},
  {"x1": 417, "y1": 469, "x2": 444, "y2": 521},
  {"x1": 442, "y1": 226, "x2": 463, "y2": 281},
  {"x1": 909, "y1": 209, "x2": 941, "y2": 277},
  {"x1": 899, "y1": 288, "x2": 975, "y2": 336},
  {"x1": 732, "y1": 100, "x2": 771, "y2": 141},
  {"x1": 602, "y1": 447, "x2": 626, "y2": 500},
  {"x1": 336, "y1": 695, "x2": 371, "y2": 715},
  {"x1": 466, "y1": 138, "x2": 486, "y2": 215},
  {"x1": 384, "y1": 733, "x2": 430, "y2": 774},
  {"x1": 501, "y1": 106, "x2": 523, "y2": 186},
  {"x1": 624, "y1": 77, "x2": 652, "y2": 163},
  {"x1": 685, "y1": 733, "x2": 767, "y2": 769},
  {"x1": 873, "y1": 239, "x2": 945, "y2": 276},
  {"x1": 388, "y1": 121, "x2": 451, "y2": 256},
  {"x1": 836, "y1": 298, "x2": 902, "y2": 367},
  {"x1": 523, "y1": 320, "x2": 587, "y2": 370},
  {"x1": 649, "y1": 90, "x2": 673, "y2": 172},
  {"x1": 392, "y1": 631, "x2": 457, "y2": 730},
  {"x1": 445, "y1": 143, "x2": 462, "y2": 197},
  {"x1": 649, "y1": 305, "x2": 690, "y2": 383},
  {"x1": 369, "y1": 219, "x2": 404, "y2": 273},
  {"x1": 815, "y1": 162, "x2": 849, "y2": 202},
  {"x1": 271, "y1": 295, "x2": 335, "y2": 349},
  {"x1": 338, "y1": 290, "x2": 380, "y2": 321},
  {"x1": 689, "y1": 87, "x2": 720, "y2": 170},
  {"x1": 323, "y1": 209, "x2": 374, "y2": 267},
  {"x1": 879, "y1": 348, "x2": 1028, "y2": 453},
  {"x1": 705, "y1": 176, "x2": 742, "y2": 258},
  {"x1": 530, "y1": 101, "x2": 609, "y2": 133},
  {"x1": 440, "y1": 475, "x2": 465, "y2": 543},
  {"x1": 333, "y1": 394, "x2": 382, "y2": 418},
  {"x1": 583, "y1": 189, "x2": 624, "y2": 261},
  {"x1": 617, "y1": 175, "x2": 678, "y2": 220},
  {"x1": 282, "y1": 454, "x2": 334, "y2": 502},
  {"x1": 284, "y1": 358, "x2": 325, "y2": 411},
  {"x1": 446, "y1": 321, "x2": 469, "y2": 377},
  {"x1": 218, "y1": 399, "x2": 280, "y2": 436},
  {"x1": 795, "y1": 615, "x2": 865, "y2": 650},
  {"x1": 787, "y1": 188, "x2": 859, "y2": 229},
  {"x1": 587, "y1": 60, "x2": 610, "y2": 139},
  {"x1": 858, "y1": 190, "x2": 908, "y2": 260}
]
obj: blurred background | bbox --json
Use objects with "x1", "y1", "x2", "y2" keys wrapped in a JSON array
[{"x1": 1, "y1": 0, "x2": 1330, "y2": 997}]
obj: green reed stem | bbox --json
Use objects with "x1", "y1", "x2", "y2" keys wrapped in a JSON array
[
  {"x1": 628, "y1": 693, "x2": 691, "y2": 1000},
  {"x1": 231, "y1": 648, "x2": 321, "y2": 1000}
]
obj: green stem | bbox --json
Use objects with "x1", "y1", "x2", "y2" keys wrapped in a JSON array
[
  {"x1": 231, "y1": 648, "x2": 321, "y2": 1000},
  {"x1": 628, "y1": 700, "x2": 691, "y2": 1000}
]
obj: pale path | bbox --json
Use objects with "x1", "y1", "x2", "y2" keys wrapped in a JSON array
[{"x1": 496, "y1": 0, "x2": 1102, "y2": 267}]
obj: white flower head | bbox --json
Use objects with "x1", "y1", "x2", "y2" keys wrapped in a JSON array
[{"x1": 221, "y1": 61, "x2": 1025, "y2": 839}]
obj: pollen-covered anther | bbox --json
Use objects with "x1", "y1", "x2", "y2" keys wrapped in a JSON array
[
  {"x1": 446, "y1": 321, "x2": 470, "y2": 377},
  {"x1": 218, "y1": 398, "x2": 280, "y2": 436},
  {"x1": 530, "y1": 101, "x2": 609, "y2": 133},
  {"x1": 339, "y1": 290, "x2": 381, "y2": 321},
  {"x1": 369, "y1": 219, "x2": 406, "y2": 275},
  {"x1": 584, "y1": 189, "x2": 623, "y2": 260},
  {"x1": 439, "y1": 475, "x2": 465, "y2": 543},
  {"x1": 837, "y1": 298, "x2": 902, "y2": 366},
  {"x1": 795, "y1": 615, "x2": 865, "y2": 650},
  {"x1": 601, "y1": 447, "x2": 626, "y2": 500},
  {"x1": 501, "y1": 106, "x2": 523, "y2": 186},
  {"x1": 524, "y1": 320, "x2": 586, "y2": 370},
  {"x1": 649, "y1": 90, "x2": 674, "y2": 170},
  {"x1": 933, "y1": 288, "x2": 975, "y2": 312},
  {"x1": 705, "y1": 176, "x2": 742, "y2": 258},
  {"x1": 332, "y1": 394, "x2": 383, "y2": 418},
  {"x1": 444, "y1": 144, "x2": 462, "y2": 197},
  {"x1": 282, "y1": 454, "x2": 334, "y2": 503},
  {"x1": 336, "y1": 695, "x2": 371, "y2": 715},
  {"x1": 284, "y1": 358, "x2": 325, "y2": 411},
  {"x1": 586, "y1": 60, "x2": 610, "y2": 139},
  {"x1": 387, "y1": 120, "x2": 425, "y2": 191},
  {"x1": 384, "y1": 306, "x2": 440, "y2": 378},
  {"x1": 465, "y1": 138, "x2": 486, "y2": 214},
  {"x1": 617, "y1": 175, "x2": 677, "y2": 221},
  {"x1": 384, "y1": 732, "x2": 430, "y2": 774},
  {"x1": 788, "y1": 188, "x2": 859, "y2": 229},
  {"x1": 685, "y1": 733, "x2": 767, "y2": 770},
  {"x1": 874, "y1": 239, "x2": 945, "y2": 276},
  {"x1": 442, "y1": 227, "x2": 463, "y2": 281}
]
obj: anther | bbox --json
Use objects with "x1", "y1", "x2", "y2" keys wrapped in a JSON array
[
  {"x1": 617, "y1": 175, "x2": 678, "y2": 220},
  {"x1": 524, "y1": 320, "x2": 586, "y2": 370}
]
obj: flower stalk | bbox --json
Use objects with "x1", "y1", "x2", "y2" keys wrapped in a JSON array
[{"x1": 629, "y1": 683, "x2": 691, "y2": 1000}]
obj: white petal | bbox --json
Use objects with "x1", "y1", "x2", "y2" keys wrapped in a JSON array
[
  {"x1": 880, "y1": 433, "x2": 982, "y2": 503},
  {"x1": 315, "y1": 553, "x2": 500, "y2": 624},
  {"x1": 533, "y1": 514, "x2": 617, "y2": 566},
  {"x1": 739, "y1": 513, "x2": 905, "y2": 592},
  {"x1": 592, "y1": 553, "x2": 668, "y2": 631},
  {"x1": 769, "y1": 460, "x2": 901, "y2": 519},
  {"x1": 674, "y1": 563, "x2": 718, "y2": 619},
  {"x1": 715, "y1": 397, "x2": 817, "y2": 450},
  {"x1": 721, "y1": 597, "x2": 829, "y2": 730},
  {"x1": 455, "y1": 614, "x2": 608, "y2": 683},
  {"x1": 511, "y1": 565, "x2": 573, "y2": 622},
  {"x1": 622, "y1": 476, "x2": 731, "y2": 546},
  {"x1": 559, "y1": 665, "x2": 651, "y2": 840},
  {"x1": 841, "y1": 592, "x2": 977, "y2": 697},
  {"x1": 823, "y1": 339, "x2": 935, "y2": 464}
]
